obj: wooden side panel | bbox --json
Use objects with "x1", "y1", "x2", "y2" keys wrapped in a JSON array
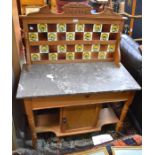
[{"x1": 61, "y1": 105, "x2": 100, "y2": 132}]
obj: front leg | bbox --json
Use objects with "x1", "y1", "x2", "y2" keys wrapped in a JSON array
[
  {"x1": 24, "y1": 99, "x2": 37, "y2": 148},
  {"x1": 116, "y1": 92, "x2": 135, "y2": 131}
]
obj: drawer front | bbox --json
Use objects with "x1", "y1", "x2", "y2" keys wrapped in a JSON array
[
  {"x1": 32, "y1": 92, "x2": 130, "y2": 110},
  {"x1": 61, "y1": 104, "x2": 100, "y2": 132}
]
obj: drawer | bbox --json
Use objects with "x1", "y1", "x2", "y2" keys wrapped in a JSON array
[{"x1": 31, "y1": 92, "x2": 130, "y2": 110}]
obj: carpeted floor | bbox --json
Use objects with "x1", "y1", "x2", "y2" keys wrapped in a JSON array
[
  {"x1": 13, "y1": 104, "x2": 139, "y2": 155},
  {"x1": 21, "y1": 117, "x2": 138, "y2": 155}
]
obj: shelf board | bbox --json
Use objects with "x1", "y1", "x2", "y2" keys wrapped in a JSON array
[
  {"x1": 29, "y1": 40, "x2": 117, "y2": 46},
  {"x1": 35, "y1": 107, "x2": 119, "y2": 137},
  {"x1": 35, "y1": 112, "x2": 59, "y2": 127},
  {"x1": 97, "y1": 107, "x2": 119, "y2": 127},
  {"x1": 32, "y1": 58, "x2": 114, "y2": 65}
]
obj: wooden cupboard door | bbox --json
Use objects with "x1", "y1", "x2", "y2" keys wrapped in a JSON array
[{"x1": 61, "y1": 105, "x2": 100, "y2": 132}]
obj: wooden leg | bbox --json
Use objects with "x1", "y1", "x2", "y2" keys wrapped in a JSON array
[
  {"x1": 56, "y1": 137, "x2": 61, "y2": 154},
  {"x1": 116, "y1": 92, "x2": 135, "y2": 131},
  {"x1": 32, "y1": 133, "x2": 37, "y2": 148},
  {"x1": 24, "y1": 99, "x2": 37, "y2": 148}
]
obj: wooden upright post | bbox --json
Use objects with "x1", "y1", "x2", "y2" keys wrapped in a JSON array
[{"x1": 129, "y1": 0, "x2": 137, "y2": 36}]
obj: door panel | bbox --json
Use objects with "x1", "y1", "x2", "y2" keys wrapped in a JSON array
[{"x1": 61, "y1": 104, "x2": 100, "y2": 132}]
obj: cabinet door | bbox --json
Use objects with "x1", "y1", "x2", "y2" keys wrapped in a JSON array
[{"x1": 61, "y1": 105, "x2": 100, "y2": 132}]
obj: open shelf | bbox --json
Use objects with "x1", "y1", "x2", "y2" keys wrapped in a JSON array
[
  {"x1": 34, "y1": 108, "x2": 60, "y2": 128},
  {"x1": 97, "y1": 107, "x2": 119, "y2": 127},
  {"x1": 35, "y1": 107, "x2": 119, "y2": 137}
]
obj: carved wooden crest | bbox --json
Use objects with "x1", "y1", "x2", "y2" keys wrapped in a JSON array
[
  {"x1": 62, "y1": 3, "x2": 92, "y2": 15},
  {"x1": 99, "y1": 7, "x2": 122, "y2": 17},
  {"x1": 24, "y1": 3, "x2": 122, "y2": 19}
]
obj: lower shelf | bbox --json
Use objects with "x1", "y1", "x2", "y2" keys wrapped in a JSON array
[
  {"x1": 98, "y1": 107, "x2": 119, "y2": 127},
  {"x1": 35, "y1": 107, "x2": 119, "y2": 137}
]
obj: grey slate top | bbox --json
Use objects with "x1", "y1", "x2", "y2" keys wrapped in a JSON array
[{"x1": 16, "y1": 62, "x2": 141, "y2": 99}]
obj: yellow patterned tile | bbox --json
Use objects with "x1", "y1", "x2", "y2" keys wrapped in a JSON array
[
  {"x1": 39, "y1": 45, "x2": 49, "y2": 53},
  {"x1": 66, "y1": 52, "x2": 75, "y2": 60},
  {"x1": 110, "y1": 24, "x2": 119, "y2": 33},
  {"x1": 57, "y1": 45, "x2": 66, "y2": 53},
  {"x1": 37, "y1": 23, "x2": 47, "y2": 32},
  {"x1": 98, "y1": 52, "x2": 107, "y2": 59},
  {"x1": 49, "y1": 53, "x2": 58, "y2": 61},
  {"x1": 83, "y1": 52, "x2": 91, "y2": 60},
  {"x1": 91, "y1": 44, "x2": 100, "y2": 52},
  {"x1": 48, "y1": 32, "x2": 57, "y2": 41},
  {"x1": 66, "y1": 32, "x2": 75, "y2": 41},
  {"x1": 31, "y1": 53, "x2": 40, "y2": 61},
  {"x1": 108, "y1": 44, "x2": 115, "y2": 52},
  {"x1": 84, "y1": 32, "x2": 92, "y2": 41},
  {"x1": 75, "y1": 44, "x2": 84, "y2": 52},
  {"x1": 29, "y1": 33, "x2": 38, "y2": 42},
  {"x1": 100, "y1": 33, "x2": 109, "y2": 41},
  {"x1": 93, "y1": 24, "x2": 102, "y2": 32},
  {"x1": 57, "y1": 23, "x2": 66, "y2": 32},
  {"x1": 75, "y1": 23, "x2": 85, "y2": 32}
]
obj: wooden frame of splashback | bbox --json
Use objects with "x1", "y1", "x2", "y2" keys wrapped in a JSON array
[{"x1": 20, "y1": 3, "x2": 125, "y2": 67}]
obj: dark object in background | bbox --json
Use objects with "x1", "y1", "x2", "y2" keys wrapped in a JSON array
[
  {"x1": 89, "y1": 1, "x2": 101, "y2": 12},
  {"x1": 124, "y1": 24, "x2": 130, "y2": 34},
  {"x1": 89, "y1": 0, "x2": 111, "y2": 13},
  {"x1": 120, "y1": 34, "x2": 142, "y2": 133},
  {"x1": 124, "y1": 0, "x2": 142, "y2": 44},
  {"x1": 113, "y1": 1, "x2": 119, "y2": 13}
]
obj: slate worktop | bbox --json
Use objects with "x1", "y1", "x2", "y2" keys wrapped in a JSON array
[{"x1": 16, "y1": 62, "x2": 141, "y2": 99}]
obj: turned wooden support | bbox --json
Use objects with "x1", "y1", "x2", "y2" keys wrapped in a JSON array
[
  {"x1": 24, "y1": 99, "x2": 37, "y2": 148},
  {"x1": 116, "y1": 92, "x2": 135, "y2": 131}
]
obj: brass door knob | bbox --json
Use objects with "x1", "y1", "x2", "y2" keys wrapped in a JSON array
[{"x1": 62, "y1": 117, "x2": 67, "y2": 124}]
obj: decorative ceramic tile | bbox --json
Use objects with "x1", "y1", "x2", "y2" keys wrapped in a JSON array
[
  {"x1": 91, "y1": 44, "x2": 100, "y2": 52},
  {"x1": 84, "y1": 32, "x2": 92, "y2": 41},
  {"x1": 29, "y1": 33, "x2": 38, "y2": 42},
  {"x1": 98, "y1": 52, "x2": 107, "y2": 59},
  {"x1": 66, "y1": 32, "x2": 75, "y2": 41},
  {"x1": 66, "y1": 52, "x2": 75, "y2": 60},
  {"x1": 75, "y1": 44, "x2": 84, "y2": 52},
  {"x1": 100, "y1": 33, "x2": 109, "y2": 41},
  {"x1": 49, "y1": 53, "x2": 58, "y2": 61},
  {"x1": 83, "y1": 52, "x2": 91, "y2": 60},
  {"x1": 48, "y1": 32, "x2": 57, "y2": 41},
  {"x1": 75, "y1": 23, "x2": 85, "y2": 32},
  {"x1": 37, "y1": 23, "x2": 47, "y2": 32},
  {"x1": 108, "y1": 44, "x2": 115, "y2": 52},
  {"x1": 93, "y1": 24, "x2": 102, "y2": 32},
  {"x1": 39, "y1": 45, "x2": 49, "y2": 53},
  {"x1": 31, "y1": 53, "x2": 40, "y2": 61},
  {"x1": 57, "y1": 23, "x2": 66, "y2": 32},
  {"x1": 110, "y1": 24, "x2": 119, "y2": 33},
  {"x1": 57, "y1": 45, "x2": 66, "y2": 53}
]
